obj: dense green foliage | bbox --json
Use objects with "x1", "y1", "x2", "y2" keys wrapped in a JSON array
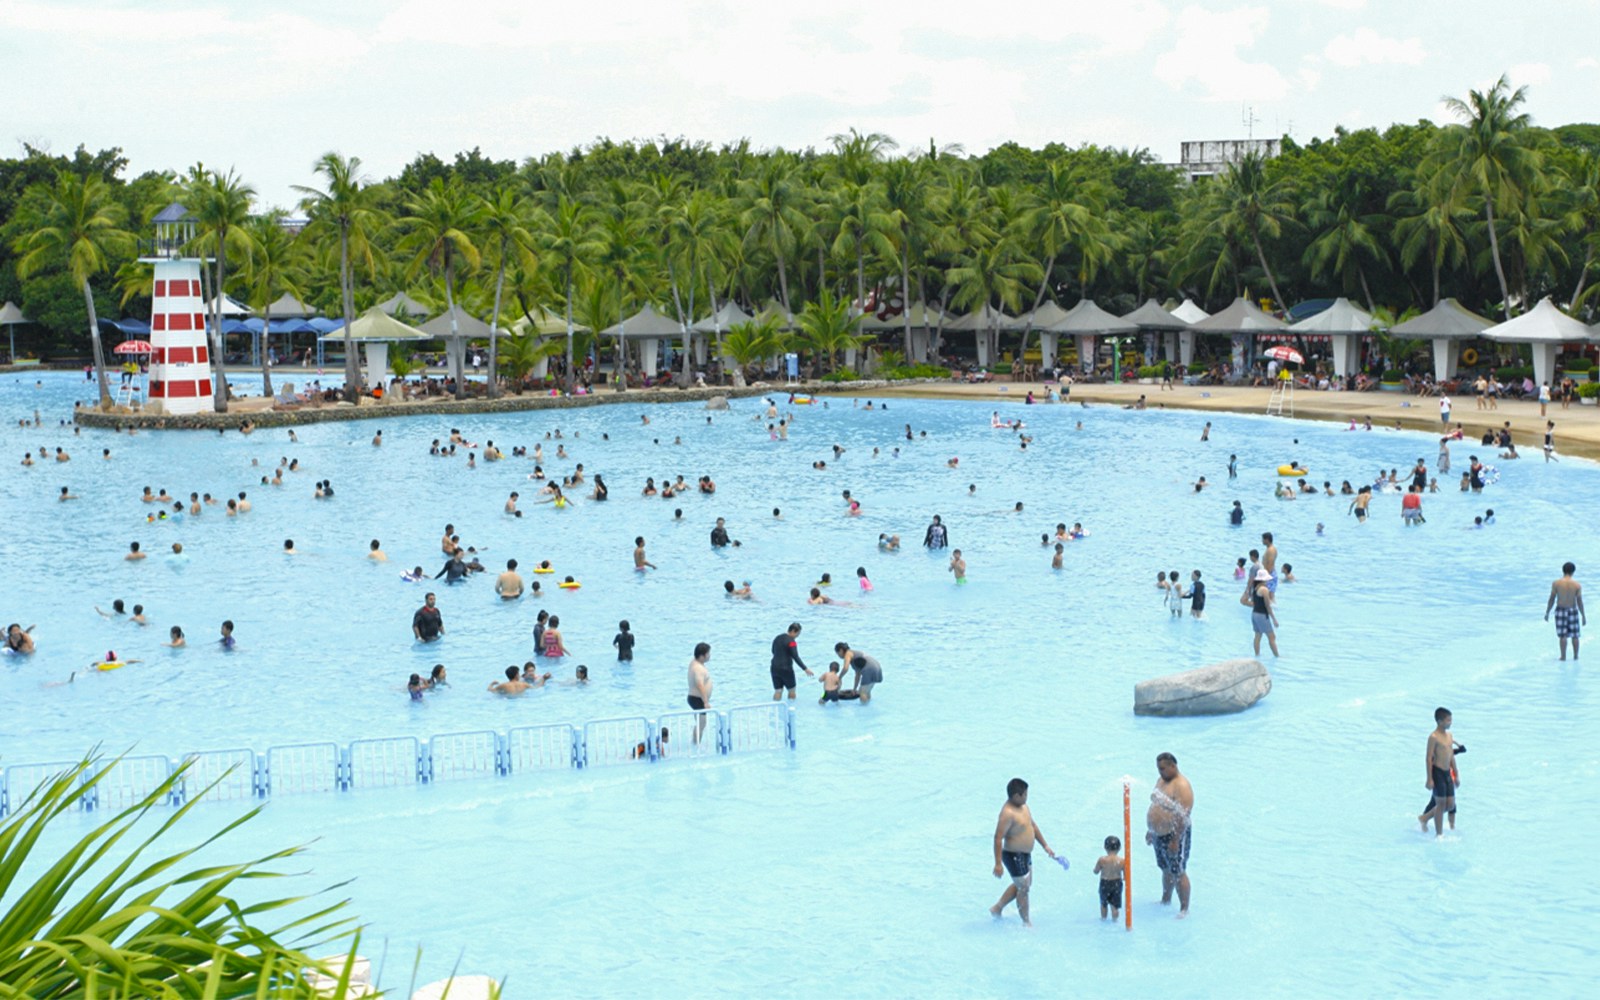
[{"x1": 5, "y1": 78, "x2": 1598, "y2": 380}]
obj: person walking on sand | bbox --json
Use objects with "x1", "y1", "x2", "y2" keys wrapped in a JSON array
[
  {"x1": 990, "y1": 777, "x2": 1057, "y2": 927},
  {"x1": 1545, "y1": 561, "x2": 1585, "y2": 661},
  {"x1": 1146, "y1": 752, "x2": 1194, "y2": 918}
]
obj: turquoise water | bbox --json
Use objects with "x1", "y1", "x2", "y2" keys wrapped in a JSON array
[{"x1": 1, "y1": 372, "x2": 1594, "y2": 997}]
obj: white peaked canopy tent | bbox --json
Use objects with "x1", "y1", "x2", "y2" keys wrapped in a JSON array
[
  {"x1": 420, "y1": 307, "x2": 501, "y2": 385},
  {"x1": 1191, "y1": 297, "x2": 1286, "y2": 372},
  {"x1": 1168, "y1": 298, "x2": 1211, "y2": 365},
  {"x1": 1483, "y1": 297, "x2": 1596, "y2": 388},
  {"x1": 261, "y1": 293, "x2": 318, "y2": 318},
  {"x1": 1288, "y1": 298, "x2": 1374, "y2": 377},
  {"x1": 0, "y1": 300, "x2": 30, "y2": 362},
  {"x1": 861, "y1": 300, "x2": 944, "y2": 362},
  {"x1": 1046, "y1": 299, "x2": 1136, "y2": 373},
  {"x1": 1019, "y1": 301, "x2": 1071, "y2": 367},
  {"x1": 204, "y1": 294, "x2": 251, "y2": 318},
  {"x1": 944, "y1": 305, "x2": 1021, "y2": 367},
  {"x1": 316, "y1": 308, "x2": 431, "y2": 391},
  {"x1": 601, "y1": 302, "x2": 687, "y2": 377},
  {"x1": 375, "y1": 292, "x2": 432, "y2": 318},
  {"x1": 1388, "y1": 298, "x2": 1494, "y2": 381},
  {"x1": 1122, "y1": 298, "x2": 1191, "y2": 366},
  {"x1": 691, "y1": 301, "x2": 754, "y2": 333}
]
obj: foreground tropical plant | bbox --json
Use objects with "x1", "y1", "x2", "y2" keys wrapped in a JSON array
[{"x1": 0, "y1": 756, "x2": 358, "y2": 998}]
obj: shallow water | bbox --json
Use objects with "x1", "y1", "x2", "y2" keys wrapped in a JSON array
[{"x1": 1, "y1": 372, "x2": 1594, "y2": 997}]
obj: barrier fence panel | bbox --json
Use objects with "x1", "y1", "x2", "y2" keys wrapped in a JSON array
[
  {"x1": 652, "y1": 711, "x2": 725, "y2": 761},
  {"x1": 267, "y1": 743, "x2": 343, "y2": 796},
  {"x1": 726, "y1": 704, "x2": 795, "y2": 754},
  {"x1": 92, "y1": 755, "x2": 176, "y2": 810},
  {"x1": 0, "y1": 761, "x2": 79, "y2": 814},
  {"x1": 179, "y1": 749, "x2": 258, "y2": 803},
  {"x1": 429, "y1": 730, "x2": 501, "y2": 782},
  {"x1": 506, "y1": 724, "x2": 578, "y2": 773},
  {"x1": 582, "y1": 717, "x2": 653, "y2": 768},
  {"x1": 348, "y1": 737, "x2": 423, "y2": 790}
]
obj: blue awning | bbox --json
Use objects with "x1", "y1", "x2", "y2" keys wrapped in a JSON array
[
  {"x1": 308, "y1": 317, "x2": 344, "y2": 334},
  {"x1": 268, "y1": 318, "x2": 315, "y2": 334}
]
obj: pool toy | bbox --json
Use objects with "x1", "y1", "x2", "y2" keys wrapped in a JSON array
[
  {"x1": 533, "y1": 567, "x2": 554, "y2": 574},
  {"x1": 1052, "y1": 855, "x2": 1070, "y2": 872},
  {"x1": 1461, "y1": 348, "x2": 1478, "y2": 366},
  {"x1": 791, "y1": 396, "x2": 814, "y2": 405},
  {"x1": 1277, "y1": 465, "x2": 1308, "y2": 476},
  {"x1": 559, "y1": 581, "x2": 581, "y2": 590}
]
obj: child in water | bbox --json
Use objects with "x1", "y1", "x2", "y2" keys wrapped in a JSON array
[
  {"x1": 1092, "y1": 837, "x2": 1124, "y2": 920},
  {"x1": 857, "y1": 567, "x2": 873, "y2": 592}
]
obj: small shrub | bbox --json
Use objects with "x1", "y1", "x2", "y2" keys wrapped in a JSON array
[
  {"x1": 1187, "y1": 363, "x2": 1206, "y2": 374},
  {"x1": 1562, "y1": 357, "x2": 1594, "y2": 373},
  {"x1": 1577, "y1": 381, "x2": 1599, "y2": 399},
  {"x1": 1380, "y1": 370, "x2": 1405, "y2": 382},
  {"x1": 1494, "y1": 365, "x2": 1533, "y2": 381},
  {"x1": 820, "y1": 366, "x2": 859, "y2": 383}
]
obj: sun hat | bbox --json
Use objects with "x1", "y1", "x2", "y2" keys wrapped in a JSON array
[{"x1": 1255, "y1": 569, "x2": 1272, "y2": 581}]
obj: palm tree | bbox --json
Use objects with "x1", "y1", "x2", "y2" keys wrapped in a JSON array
[
  {"x1": 1302, "y1": 181, "x2": 1388, "y2": 310},
  {"x1": 737, "y1": 156, "x2": 805, "y2": 315},
  {"x1": 597, "y1": 180, "x2": 652, "y2": 382},
  {"x1": 1019, "y1": 162, "x2": 1104, "y2": 318},
  {"x1": 794, "y1": 288, "x2": 862, "y2": 377},
  {"x1": 881, "y1": 157, "x2": 929, "y2": 359},
  {"x1": 944, "y1": 232, "x2": 1041, "y2": 366},
  {"x1": 294, "y1": 153, "x2": 385, "y2": 402},
  {"x1": 828, "y1": 179, "x2": 898, "y2": 316},
  {"x1": 827, "y1": 128, "x2": 898, "y2": 185},
  {"x1": 1435, "y1": 74, "x2": 1544, "y2": 318},
  {"x1": 1212, "y1": 151, "x2": 1296, "y2": 310},
  {"x1": 537, "y1": 196, "x2": 604, "y2": 392},
  {"x1": 721, "y1": 316, "x2": 787, "y2": 387},
  {"x1": 665, "y1": 189, "x2": 736, "y2": 381},
  {"x1": 478, "y1": 184, "x2": 538, "y2": 398},
  {"x1": 12, "y1": 170, "x2": 132, "y2": 409},
  {"x1": 1390, "y1": 171, "x2": 1473, "y2": 307},
  {"x1": 185, "y1": 167, "x2": 256, "y2": 412},
  {"x1": 398, "y1": 177, "x2": 483, "y2": 398},
  {"x1": 1552, "y1": 150, "x2": 1600, "y2": 308},
  {"x1": 241, "y1": 214, "x2": 308, "y2": 400}
]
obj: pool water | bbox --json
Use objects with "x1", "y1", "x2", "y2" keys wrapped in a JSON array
[{"x1": 1, "y1": 372, "x2": 1594, "y2": 997}]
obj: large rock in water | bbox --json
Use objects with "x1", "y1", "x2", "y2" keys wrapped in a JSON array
[
  {"x1": 705, "y1": 395, "x2": 730, "y2": 410},
  {"x1": 1134, "y1": 659, "x2": 1272, "y2": 716}
]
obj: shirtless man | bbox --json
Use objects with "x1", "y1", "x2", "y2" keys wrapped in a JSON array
[
  {"x1": 633, "y1": 536, "x2": 656, "y2": 571},
  {"x1": 949, "y1": 549, "x2": 967, "y2": 584},
  {"x1": 125, "y1": 542, "x2": 145, "y2": 561},
  {"x1": 1260, "y1": 531, "x2": 1278, "y2": 591},
  {"x1": 1418, "y1": 707, "x2": 1458, "y2": 836},
  {"x1": 368, "y1": 539, "x2": 387, "y2": 561},
  {"x1": 687, "y1": 642, "x2": 713, "y2": 744},
  {"x1": 488, "y1": 665, "x2": 530, "y2": 696},
  {"x1": 5, "y1": 623, "x2": 36, "y2": 655},
  {"x1": 990, "y1": 777, "x2": 1056, "y2": 927},
  {"x1": 1145, "y1": 752, "x2": 1194, "y2": 917},
  {"x1": 1544, "y1": 561, "x2": 1585, "y2": 660},
  {"x1": 495, "y1": 559, "x2": 525, "y2": 600}
]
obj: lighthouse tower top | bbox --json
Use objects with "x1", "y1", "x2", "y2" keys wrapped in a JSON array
[{"x1": 139, "y1": 202, "x2": 199, "y2": 262}]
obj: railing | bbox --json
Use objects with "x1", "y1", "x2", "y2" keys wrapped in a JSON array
[{"x1": 0, "y1": 704, "x2": 795, "y2": 816}]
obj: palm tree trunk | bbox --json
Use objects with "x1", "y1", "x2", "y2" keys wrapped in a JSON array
[
  {"x1": 489, "y1": 241, "x2": 507, "y2": 399},
  {"x1": 1431, "y1": 238, "x2": 1442, "y2": 308},
  {"x1": 774, "y1": 238, "x2": 792, "y2": 316},
  {"x1": 1251, "y1": 228, "x2": 1287, "y2": 313},
  {"x1": 340, "y1": 226, "x2": 359, "y2": 402},
  {"x1": 1484, "y1": 197, "x2": 1512, "y2": 318},
  {"x1": 1357, "y1": 265, "x2": 1375, "y2": 313},
  {"x1": 900, "y1": 241, "x2": 913, "y2": 360},
  {"x1": 211, "y1": 251, "x2": 230, "y2": 413},
  {"x1": 83, "y1": 279, "x2": 112, "y2": 408},
  {"x1": 564, "y1": 265, "x2": 576, "y2": 393},
  {"x1": 261, "y1": 304, "x2": 275, "y2": 400},
  {"x1": 1018, "y1": 251, "x2": 1060, "y2": 364},
  {"x1": 445, "y1": 255, "x2": 465, "y2": 400},
  {"x1": 1572, "y1": 246, "x2": 1594, "y2": 309}
]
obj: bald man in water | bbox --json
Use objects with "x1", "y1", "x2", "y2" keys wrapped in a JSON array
[{"x1": 1145, "y1": 752, "x2": 1194, "y2": 918}]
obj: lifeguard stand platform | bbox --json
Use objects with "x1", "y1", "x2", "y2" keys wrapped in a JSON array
[{"x1": 138, "y1": 203, "x2": 213, "y2": 414}]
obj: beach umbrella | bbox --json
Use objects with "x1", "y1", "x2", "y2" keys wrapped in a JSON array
[
  {"x1": 1262, "y1": 345, "x2": 1303, "y2": 364},
  {"x1": 112, "y1": 339, "x2": 154, "y2": 355}
]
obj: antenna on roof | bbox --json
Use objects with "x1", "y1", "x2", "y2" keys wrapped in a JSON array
[{"x1": 1242, "y1": 104, "x2": 1260, "y2": 141}]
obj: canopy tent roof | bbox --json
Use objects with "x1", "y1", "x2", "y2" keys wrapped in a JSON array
[
  {"x1": 316, "y1": 308, "x2": 432, "y2": 342},
  {"x1": 1045, "y1": 299, "x2": 1136, "y2": 335},
  {"x1": 600, "y1": 302, "x2": 686, "y2": 338},
  {"x1": 1387, "y1": 297, "x2": 1494, "y2": 340},
  {"x1": 1189, "y1": 297, "x2": 1287, "y2": 333},
  {"x1": 1169, "y1": 298, "x2": 1211, "y2": 324},
  {"x1": 1288, "y1": 297, "x2": 1374, "y2": 334},
  {"x1": 943, "y1": 304, "x2": 1023, "y2": 331},
  {"x1": 419, "y1": 307, "x2": 500, "y2": 340},
  {"x1": 308, "y1": 317, "x2": 344, "y2": 334},
  {"x1": 205, "y1": 294, "x2": 251, "y2": 317},
  {"x1": 267, "y1": 317, "x2": 315, "y2": 334},
  {"x1": 220, "y1": 318, "x2": 257, "y2": 334},
  {"x1": 860, "y1": 300, "x2": 944, "y2": 331},
  {"x1": 508, "y1": 307, "x2": 587, "y2": 337},
  {"x1": 750, "y1": 300, "x2": 797, "y2": 329},
  {"x1": 151, "y1": 202, "x2": 194, "y2": 224},
  {"x1": 691, "y1": 301, "x2": 754, "y2": 332},
  {"x1": 1121, "y1": 298, "x2": 1190, "y2": 330},
  {"x1": 262, "y1": 293, "x2": 318, "y2": 318},
  {"x1": 1018, "y1": 300, "x2": 1073, "y2": 330},
  {"x1": 374, "y1": 291, "x2": 432, "y2": 318},
  {"x1": 0, "y1": 301, "x2": 30, "y2": 325},
  {"x1": 1483, "y1": 297, "x2": 1595, "y2": 345}
]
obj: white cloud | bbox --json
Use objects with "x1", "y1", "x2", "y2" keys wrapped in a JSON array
[
  {"x1": 1152, "y1": 6, "x2": 1288, "y2": 102},
  {"x1": 1578, "y1": 57, "x2": 1599, "y2": 71},
  {"x1": 1323, "y1": 27, "x2": 1425, "y2": 68},
  {"x1": 1507, "y1": 61, "x2": 1552, "y2": 86},
  {"x1": 1315, "y1": 0, "x2": 1367, "y2": 9}
]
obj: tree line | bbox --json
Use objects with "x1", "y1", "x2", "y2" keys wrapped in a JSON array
[{"x1": 4, "y1": 75, "x2": 1597, "y2": 409}]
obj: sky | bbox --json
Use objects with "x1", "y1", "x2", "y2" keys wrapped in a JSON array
[{"x1": 3, "y1": 0, "x2": 1597, "y2": 211}]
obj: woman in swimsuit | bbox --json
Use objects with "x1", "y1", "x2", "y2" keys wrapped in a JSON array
[{"x1": 543, "y1": 615, "x2": 567, "y2": 657}]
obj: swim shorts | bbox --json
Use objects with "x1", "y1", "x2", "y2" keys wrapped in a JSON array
[
  {"x1": 687, "y1": 696, "x2": 706, "y2": 710},
  {"x1": 1556, "y1": 606, "x2": 1581, "y2": 638},
  {"x1": 1252, "y1": 612, "x2": 1273, "y2": 635},
  {"x1": 770, "y1": 665, "x2": 797, "y2": 691},
  {"x1": 1153, "y1": 827, "x2": 1191, "y2": 875},
  {"x1": 1431, "y1": 765, "x2": 1455, "y2": 798},
  {"x1": 1001, "y1": 850, "x2": 1031, "y2": 880},
  {"x1": 1099, "y1": 879, "x2": 1124, "y2": 908}
]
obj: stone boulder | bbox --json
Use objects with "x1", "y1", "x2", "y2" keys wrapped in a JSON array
[
  {"x1": 705, "y1": 395, "x2": 730, "y2": 410},
  {"x1": 1134, "y1": 658, "x2": 1271, "y2": 716}
]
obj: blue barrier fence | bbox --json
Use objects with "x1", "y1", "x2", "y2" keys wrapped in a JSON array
[{"x1": 0, "y1": 703, "x2": 796, "y2": 816}]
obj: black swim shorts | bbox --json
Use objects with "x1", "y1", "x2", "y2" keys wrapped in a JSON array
[
  {"x1": 1099, "y1": 879, "x2": 1124, "y2": 908},
  {"x1": 1001, "y1": 850, "x2": 1031, "y2": 880},
  {"x1": 770, "y1": 664, "x2": 797, "y2": 691},
  {"x1": 1431, "y1": 765, "x2": 1455, "y2": 798},
  {"x1": 687, "y1": 695, "x2": 706, "y2": 710},
  {"x1": 1153, "y1": 827, "x2": 1191, "y2": 875}
]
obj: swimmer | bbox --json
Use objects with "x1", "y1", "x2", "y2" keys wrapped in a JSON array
[
  {"x1": 990, "y1": 777, "x2": 1056, "y2": 927},
  {"x1": 541, "y1": 615, "x2": 567, "y2": 657},
  {"x1": 373, "y1": 430, "x2": 383, "y2": 446},
  {"x1": 409, "y1": 673, "x2": 425, "y2": 701},
  {"x1": 96, "y1": 599, "x2": 127, "y2": 619},
  {"x1": 857, "y1": 566, "x2": 873, "y2": 592},
  {"x1": 218, "y1": 620, "x2": 236, "y2": 650},
  {"x1": 495, "y1": 559, "x2": 525, "y2": 599},
  {"x1": 5, "y1": 623, "x2": 36, "y2": 655},
  {"x1": 402, "y1": 566, "x2": 425, "y2": 582},
  {"x1": 506, "y1": 492, "x2": 519, "y2": 513},
  {"x1": 1192, "y1": 477, "x2": 1207, "y2": 492},
  {"x1": 283, "y1": 539, "x2": 298, "y2": 555},
  {"x1": 1069, "y1": 523, "x2": 1086, "y2": 539},
  {"x1": 130, "y1": 604, "x2": 147, "y2": 626},
  {"x1": 1093, "y1": 836, "x2": 1125, "y2": 921},
  {"x1": 519, "y1": 662, "x2": 552, "y2": 686},
  {"x1": 1051, "y1": 543, "x2": 1064, "y2": 570},
  {"x1": 949, "y1": 549, "x2": 967, "y2": 584},
  {"x1": 126, "y1": 541, "x2": 145, "y2": 561},
  {"x1": 613, "y1": 622, "x2": 634, "y2": 662},
  {"x1": 815, "y1": 573, "x2": 832, "y2": 588},
  {"x1": 427, "y1": 664, "x2": 449, "y2": 689},
  {"x1": 634, "y1": 536, "x2": 656, "y2": 571},
  {"x1": 877, "y1": 533, "x2": 900, "y2": 552},
  {"x1": 58, "y1": 486, "x2": 78, "y2": 501},
  {"x1": 724, "y1": 580, "x2": 754, "y2": 599},
  {"x1": 164, "y1": 625, "x2": 185, "y2": 648},
  {"x1": 807, "y1": 587, "x2": 834, "y2": 605},
  {"x1": 489, "y1": 665, "x2": 531, "y2": 696}
]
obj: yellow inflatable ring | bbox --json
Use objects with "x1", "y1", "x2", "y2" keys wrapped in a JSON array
[
  {"x1": 1277, "y1": 465, "x2": 1308, "y2": 476},
  {"x1": 97, "y1": 661, "x2": 125, "y2": 672},
  {"x1": 1461, "y1": 348, "x2": 1479, "y2": 366},
  {"x1": 532, "y1": 568, "x2": 554, "y2": 574},
  {"x1": 559, "y1": 582, "x2": 581, "y2": 589}
]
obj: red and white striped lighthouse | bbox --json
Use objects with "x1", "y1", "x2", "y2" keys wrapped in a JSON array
[{"x1": 141, "y1": 203, "x2": 214, "y2": 414}]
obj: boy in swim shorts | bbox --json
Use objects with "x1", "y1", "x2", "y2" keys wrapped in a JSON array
[
  {"x1": 990, "y1": 777, "x2": 1057, "y2": 927},
  {"x1": 1092, "y1": 836, "x2": 1124, "y2": 920},
  {"x1": 1419, "y1": 707, "x2": 1458, "y2": 836}
]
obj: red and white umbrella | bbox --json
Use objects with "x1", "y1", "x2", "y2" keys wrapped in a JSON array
[
  {"x1": 1262, "y1": 345, "x2": 1303, "y2": 364},
  {"x1": 112, "y1": 339, "x2": 154, "y2": 355}
]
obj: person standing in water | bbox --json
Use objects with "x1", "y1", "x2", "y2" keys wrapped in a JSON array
[
  {"x1": 1418, "y1": 708, "x2": 1459, "y2": 836},
  {"x1": 924, "y1": 514, "x2": 948, "y2": 550},
  {"x1": 1145, "y1": 752, "x2": 1194, "y2": 918},
  {"x1": 1545, "y1": 561, "x2": 1585, "y2": 660},
  {"x1": 687, "y1": 642, "x2": 713, "y2": 744},
  {"x1": 769, "y1": 622, "x2": 813, "y2": 700},
  {"x1": 990, "y1": 777, "x2": 1057, "y2": 927}
]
